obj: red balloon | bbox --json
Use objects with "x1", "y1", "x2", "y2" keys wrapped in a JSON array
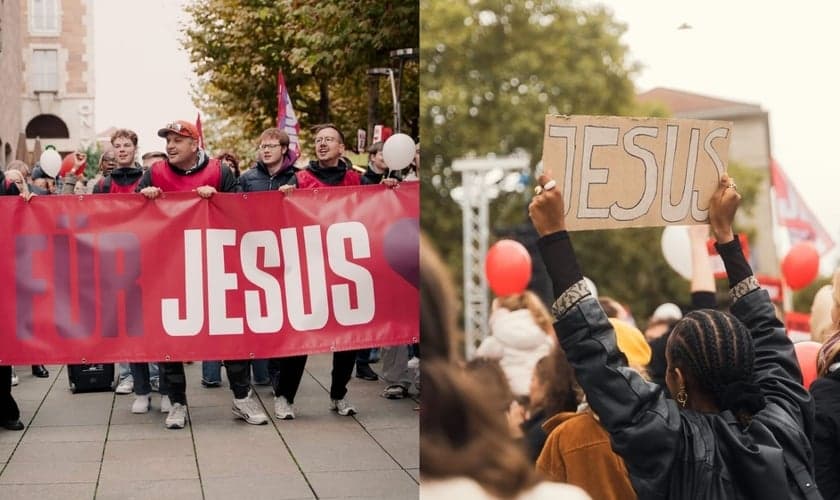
[
  {"x1": 794, "y1": 340, "x2": 821, "y2": 389},
  {"x1": 485, "y1": 239, "x2": 532, "y2": 296},
  {"x1": 59, "y1": 153, "x2": 86, "y2": 178},
  {"x1": 781, "y1": 242, "x2": 819, "y2": 290}
]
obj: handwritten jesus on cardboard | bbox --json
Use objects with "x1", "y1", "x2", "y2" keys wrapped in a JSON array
[{"x1": 541, "y1": 115, "x2": 732, "y2": 231}]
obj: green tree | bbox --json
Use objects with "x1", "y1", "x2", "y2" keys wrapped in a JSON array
[
  {"x1": 182, "y1": 0, "x2": 418, "y2": 161},
  {"x1": 421, "y1": 0, "x2": 763, "y2": 322}
]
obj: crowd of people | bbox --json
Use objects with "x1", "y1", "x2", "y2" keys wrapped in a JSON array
[
  {"x1": 421, "y1": 173, "x2": 840, "y2": 499},
  {"x1": 0, "y1": 120, "x2": 420, "y2": 431}
]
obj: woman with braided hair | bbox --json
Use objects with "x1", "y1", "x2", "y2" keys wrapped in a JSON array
[{"x1": 528, "y1": 174, "x2": 819, "y2": 499}]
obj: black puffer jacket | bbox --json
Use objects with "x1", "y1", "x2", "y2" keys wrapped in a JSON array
[
  {"x1": 541, "y1": 235, "x2": 819, "y2": 499},
  {"x1": 238, "y1": 160, "x2": 299, "y2": 192},
  {"x1": 812, "y1": 368, "x2": 840, "y2": 500}
]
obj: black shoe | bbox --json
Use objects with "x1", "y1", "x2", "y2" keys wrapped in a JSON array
[
  {"x1": 1, "y1": 419, "x2": 24, "y2": 431},
  {"x1": 355, "y1": 363, "x2": 379, "y2": 381},
  {"x1": 31, "y1": 365, "x2": 49, "y2": 378},
  {"x1": 201, "y1": 379, "x2": 222, "y2": 388}
]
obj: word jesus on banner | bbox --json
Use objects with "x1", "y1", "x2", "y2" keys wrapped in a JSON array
[
  {"x1": 0, "y1": 184, "x2": 419, "y2": 364},
  {"x1": 541, "y1": 115, "x2": 732, "y2": 231}
]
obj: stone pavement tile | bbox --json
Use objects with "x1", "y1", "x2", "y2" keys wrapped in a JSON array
[
  {"x1": 282, "y1": 426, "x2": 396, "y2": 473},
  {"x1": 0, "y1": 482, "x2": 95, "y2": 499},
  {"x1": 109, "y1": 406, "x2": 169, "y2": 425},
  {"x1": 104, "y1": 437, "x2": 195, "y2": 461},
  {"x1": 0, "y1": 461, "x2": 100, "y2": 484},
  {"x1": 107, "y1": 423, "x2": 174, "y2": 441},
  {"x1": 193, "y1": 431, "x2": 299, "y2": 476},
  {"x1": 99, "y1": 456, "x2": 199, "y2": 481},
  {"x1": 202, "y1": 474, "x2": 315, "y2": 500},
  {"x1": 20, "y1": 424, "x2": 107, "y2": 443},
  {"x1": 352, "y1": 400, "x2": 419, "y2": 431},
  {"x1": 186, "y1": 404, "x2": 240, "y2": 424},
  {"x1": 0, "y1": 429, "x2": 24, "y2": 444},
  {"x1": 96, "y1": 478, "x2": 202, "y2": 500},
  {"x1": 0, "y1": 442, "x2": 16, "y2": 464},
  {"x1": 368, "y1": 427, "x2": 418, "y2": 469},
  {"x1": 307, "y1": 469, "x2": 418, "y2": 499},
  {"x1": 407, "y1": 468, "x2": 419, "y2": 482},
  {"x1": 11, "y1": 441, "x2": 103, "y2": 463},
  {"x1": 30, "y1": 401, "x2": 112, "y2": 427}
]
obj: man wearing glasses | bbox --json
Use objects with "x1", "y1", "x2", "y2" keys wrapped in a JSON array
[
  {"x1": 268, "y1": 124, "x2": 396, "y2": 420},
  {"x1": 238, "y1": 128, "x2": 298, "y2": 192},
  {"x1": 137, "y1": 119, "x2": 268, "y2": 429}
]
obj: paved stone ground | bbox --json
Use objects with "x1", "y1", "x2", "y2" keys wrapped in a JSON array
[{"x1": 0, "y1": 355, "x2": 419, "y2": 499}]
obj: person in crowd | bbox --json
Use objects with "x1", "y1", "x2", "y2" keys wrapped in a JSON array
[
  {"x1": 536, "y1": 322, "x2": 647, "y2": 499},
  {"x1": 528, "y1": 173, "x2": 818, "y2": 498},
  {"x1": 464, "y1": 357, "x2": 523, "y2": 438},
  {"x1": 85, "y1": 149, "x2": 118, "y2": 194},
  {"x1": 475, "y1": 291, "x2": 555, "y2": 402},
  {"x1": 31, "y1": 164, "x2": 56, "y2": 194},
  {"x1": 0, "y1": 168, "x2": 34, "y2": 431},
  {"x1": 810, "y1": 284, "x2": 835, "y2": 343},
  {"x1": 420, "y1": 234, "x2": 589, "y2": 499},
  {"x1": 643, "y1": 302, "x2": 682, "y2": 341},
  {"x1": 215, "y1": 150, "x2": 241, "y2": 179},
  {"x1": 520, "y1": 348, "x2": 578, "y2": 462},
  {"x1": 811, "y1": 269, "x2": 840, "y2": 499},
  {"x1": 269, "y1": 124, "x2": 395, "y2": 419},
  {"x1": 141, "y1": 151, "x2": 166, "y2": 170},
  {"x1": 137, "y1": 119, "x2": 266, "y2": 429},
  {"x1": 647, "y1": 224, "x2": 718, "y2": 395},
  {"x1": 379, "y1": 344, "x2": 418, "y2": 400}
]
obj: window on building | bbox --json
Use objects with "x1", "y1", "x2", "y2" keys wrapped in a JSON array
[
  {"x1": 31, "y1": 49, "x2": 58, "y2": 91},
  {"x1": 30, "y1": 0, "x2": 59, "y2": 33}
]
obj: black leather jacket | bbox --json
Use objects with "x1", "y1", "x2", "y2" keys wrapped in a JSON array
[{"x1": 543, "y1": 235, "x2": 819, "y2": 499}]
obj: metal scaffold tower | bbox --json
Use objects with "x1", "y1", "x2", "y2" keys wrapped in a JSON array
[{"x1": 452, "y1": 152, "x2": 531, "y2": 358}]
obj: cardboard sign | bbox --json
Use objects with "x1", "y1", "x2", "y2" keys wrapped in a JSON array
[{"x1": 541, "y1": 115, "x2": 732, "y2": 230}]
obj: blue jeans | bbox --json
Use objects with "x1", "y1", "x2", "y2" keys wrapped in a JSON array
[
  {"x1": 202, "y1": 361, "x2": 222, "y2": 383},
  {"x1": 131, "y1": 363, "x2": 165, "y2": 396},
  {"x1": 252, "y1": 359, "x2": 270, "y2": 384}
]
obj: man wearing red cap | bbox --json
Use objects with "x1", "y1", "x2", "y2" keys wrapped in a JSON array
[{"x1": 136, "y1": 119, "x2": 267, "y2": 429}]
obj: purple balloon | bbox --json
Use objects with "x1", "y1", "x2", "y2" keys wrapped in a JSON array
[{"x1": 383, "y1": 218, "x2": 419, "y2": 288}]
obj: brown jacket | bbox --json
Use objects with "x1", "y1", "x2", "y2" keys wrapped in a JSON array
[{"x1": 536, "y1": 411, "x2": 636, "y2": 500}]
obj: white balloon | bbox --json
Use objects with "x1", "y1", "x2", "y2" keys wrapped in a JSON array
[
  {"x1": 661, "y1": 225, "x2": 692, "y2": 280},
  {"x1": 39, "y1": 148, "x2": 62, "y2": 178},
  {"x1": 382, "y1": 133, "x2": 416, "y2": 170}
]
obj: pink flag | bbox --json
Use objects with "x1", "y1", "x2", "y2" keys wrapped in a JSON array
[
  {"x1": 195, "y1": 112, "x2": 205, "y2": 150},
  {"x1": 277, "y1": 69, "x2": 301, "y2": 160},
  {"x1": 771, "y1": 159, "x2": 835, "y2": 254}
]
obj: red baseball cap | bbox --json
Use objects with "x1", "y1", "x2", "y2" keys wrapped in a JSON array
[{"x1": 157, "y1": 120, "x2": 199, "y2": 140}]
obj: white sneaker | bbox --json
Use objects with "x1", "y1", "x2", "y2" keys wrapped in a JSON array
[
  {"x1": 407, "y1": 356, "x2": 420, "y2": 370},
  {"x1": 11, "y1": 369, "x2": 18, "y2": 387},
  {"x1": 131, "y1": 394, "x2": 151, "y2": 414},
  {"x1": 330, "y1": 398, "x2": 357, "y2": 416},
  {"x1": 165, "y1": 403, "x2": 187, "y2": 429},
  {"x1": 160, "y1": 395, "x2": 172, "y2": 413},
  {"x1": 115, "y1": 376, "x2": 133, "y2": 394},
  {"x1": 274, "y1": 396, "x2": 295, "y2": 420},
  {"x1": 232, "y1": 396, "x2": 269, "y2": 425}
]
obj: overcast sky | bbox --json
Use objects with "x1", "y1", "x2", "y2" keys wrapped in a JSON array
[
  {"x1": 585, "y1": 0, "x2": 840, "y2": 271},
  {"x1": 94, "y1": 0, "x2": 196, "y2": 156}
]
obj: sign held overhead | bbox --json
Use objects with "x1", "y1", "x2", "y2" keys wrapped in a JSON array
[{"x1": 541, "y1": 115, "x2": 732, "y2": 231}]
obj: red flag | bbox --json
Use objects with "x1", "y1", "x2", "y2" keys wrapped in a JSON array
[
  {"x1": 770, "y1": 158, "x2": 835, "y2": 254},
  {"x1": 277, "y1": 69, "x2": 301, "y2": 159},
  {"x1": 195, "y1": 112, "x2": 205, "y2": 150}
]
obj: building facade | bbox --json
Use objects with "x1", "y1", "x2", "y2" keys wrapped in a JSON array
[
  {"x1": 21, "y1": 0, "x2": 95, "y2": 157},
  {"x1": 637, "y1": 87, "x2": 778, "y2": 277},
  {"x1": 0, "y1": 0, "x2": 24, "y2": 168}
]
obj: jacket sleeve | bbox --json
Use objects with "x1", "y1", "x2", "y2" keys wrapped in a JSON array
[
  {"x1": 540, "y1": 232, "x2": 681, "y2": 499},
  {"x1": 474, "y1": 336, "x2": 504, "y2": 360},
  {"x1": 135, "y1": 170, "x2": 153, "y2": 191},
  {"x1": 813, "y1": 392, "x2": 840, "y2": 500},
  {"x1": 219, "y1": 165, "x2": 239, "y2": 193},
  {"x1": 536, "y1": 432, "x2": 567, "y2": 483},
  {"x1": 720, "y1": 239, "x2": 815, "y2": 436}
]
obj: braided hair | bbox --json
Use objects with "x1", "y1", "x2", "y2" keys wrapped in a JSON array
[{"x1": 667, "y1": 309, "x2": 765, "y2": 426}]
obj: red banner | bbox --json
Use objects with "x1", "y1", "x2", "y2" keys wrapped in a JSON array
[{"x1": 0, "y1": 184, "x2": 419, "y2": 364}]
